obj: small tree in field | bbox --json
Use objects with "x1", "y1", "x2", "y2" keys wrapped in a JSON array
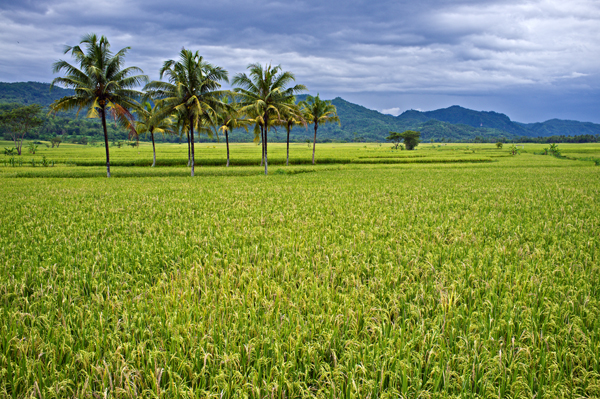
[
  {"x1": 51, "y1": 136, "x2": 62, "y2": 148},
  {"x1": 400, "y1": 130, "x2": 420, "y2": 150},
  {"x1": 0, "y1": 104, "x2": 44, "y2": 155},
  {"x1": 496, "y1": 141, "x2": 503, "y2": 149},
  {"x1": 387, "y1": 131, "x2": 403, "y2": 150}
]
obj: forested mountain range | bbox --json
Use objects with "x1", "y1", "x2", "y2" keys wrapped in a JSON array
[{"x1": 1, "y1": 81, "x2": 599, "y2": 143}]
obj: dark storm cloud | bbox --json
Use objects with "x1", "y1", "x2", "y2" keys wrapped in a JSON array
[{"x1": 1, "y1": 0, "x2": 599, "y2": 122}]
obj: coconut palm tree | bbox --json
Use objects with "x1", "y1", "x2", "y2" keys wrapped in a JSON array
[
  {"x1": 215, "y1": 97, "x2": 250, "y2": 167},
  {"x1": 50, "y1": 33, "x2": 148, "y2": 177},
  {"x1": 135, "y1": 102, "x2": 175, "y2": 167},
  {"x1": 232, "y1": 63, "x2": 306, "y2": 175},
  {"x1": 300, "y1": 95, "x2": 340, "y2": 165},
  {"x1": 279, "y1": 99, "x2": 306, "y2": 166},
  {"x1": 144, "y1": 49, "x2": 228, "y2": 176}
]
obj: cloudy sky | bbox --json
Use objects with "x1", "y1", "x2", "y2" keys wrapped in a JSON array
[{"x1": 1, "y1": 0, "x2": 599, "y2": 123}]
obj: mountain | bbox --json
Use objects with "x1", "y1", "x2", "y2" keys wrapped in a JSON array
[
  {"x1": 400, "y1": 105, "x2": 532, "y2": 136},
  {"x1": 1, "y1": 81, "x2": 599, "y2": 142},
  {"x1": 302, "y1": 97, "x2": 511, "y2": 142}
]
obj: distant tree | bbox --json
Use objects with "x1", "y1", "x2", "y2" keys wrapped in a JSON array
[
  {"x1": 50, "y1": 136, "x2": 62, "y2": 148},
  {"x1": 279, "y1": 99, "x2": 306, "y2": 166},
  {"x1": 548, "y1": 143, "x2": 560, "y2": 156},
  {"x1": 135, "y1": 102, "x2": 174, "y2": 167},
  {"x1": 400, "y1": 130, "x2": 421, "y2": 150},
  {"x1": 495, "y1": 141, "x2": 503, "y2": 149},
  {"x1": 0, "y1": 104, "x2": 44, "y2": 155},
  {"x1": 215, "y1": 97, "x2": 250, "y2": 167},
  {"x1": 27, "y1": 142, "x2": 38, "y2": 154},
  {"x1": 50, "y1": 33, "x2": 148, "y2": 177},
  {"x1": 300, "y1": 94, "x2": 340, "y2": 165},
  {"x1": 386, "y1": 131, "x2": 403, "y2": 150},
  {"x1": 173, "y1": 112, "x2": 192, "y2": 167}
]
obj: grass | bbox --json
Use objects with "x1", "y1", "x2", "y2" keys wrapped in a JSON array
[{"x1": 0, "y1": 143, "x2": 599, "y2": 398}]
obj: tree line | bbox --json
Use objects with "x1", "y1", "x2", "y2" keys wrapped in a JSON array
[{"x1": 46, "y1": 34, "x2": 340, "y2": 177}]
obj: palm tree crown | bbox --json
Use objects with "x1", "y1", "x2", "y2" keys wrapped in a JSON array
[
  {"x1": 216, "y1": 96, "x2": 250, "y2": 167},
  {"x1": 300, "y1": 94, "x2": 340, "y2": 165},
  {"x1": 144, "y1": 49, "x2": 229, "y2": 176},
  {"x1": 49, "y1": 33, "x2": 148, "y2": 177},
  {"x1": 135, "y1": 102, "x2": 175, "y2": 167},
  {"x1": 232, "y1": 63, "x2": 306, "y2": 175},
  {"x1": 278, "y1": 98, "x2": 306, "y2": 166}
]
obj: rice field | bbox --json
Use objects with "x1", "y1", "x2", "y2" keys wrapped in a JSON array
[
  {"x1": 1, "y1": 143, "x2": 599, "y2": 398},
  {"x1": 1, "y1": 140, "x2": 504, "y2": 168}
]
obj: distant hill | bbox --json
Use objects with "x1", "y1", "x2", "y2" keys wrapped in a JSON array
[
  {"x1": 1, "y1": 81, "x2": 599, "y2": 142},
  {"x1": 518, "y1": 119, "x2": 600, "y2": 137},
  {"x1": 0, "y1": 82, "x2": 74, "y2": 106},
  {"x1": 395, "y1": 106, "x2": 600, "y2": 140}
]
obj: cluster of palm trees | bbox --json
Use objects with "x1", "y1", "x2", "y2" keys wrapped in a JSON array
[{"x1": 49, "y1": 34, "x2": 340, "y2": 177}]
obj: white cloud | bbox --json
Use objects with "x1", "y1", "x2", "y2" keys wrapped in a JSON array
[{"x1": 381, "y1": 107, "x2": 402, "y2": 116}]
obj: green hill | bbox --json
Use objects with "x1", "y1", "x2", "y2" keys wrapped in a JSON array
[{"x1": 0, "y1": 82, "x2": 74, "y2": 106}]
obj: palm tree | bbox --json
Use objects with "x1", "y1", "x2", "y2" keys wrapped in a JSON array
[
  {"x1": 215, "y1": 97, "x2": 250, "y2": 167},
  {"x1": 50, "y1": 34, "x2": 148, "y2": 177},
  {"x1": 279, "y1": 100, "x2": 306, "y2": 166},
  {"x1": 135, "y1": 102, "x2": 175, "y2": 167},
  {"x1": 176, "y1": 114, "x2": 192, "y2": 167},
  {"x1": 300, "y1": 95, "x2": 340, "y2": 165},
  {"x1": 144, "y1": 49, "x2": 228, "y2": 176},
  {"x1": 233, "y1": 63, "x2": 306, "y2": 175}
]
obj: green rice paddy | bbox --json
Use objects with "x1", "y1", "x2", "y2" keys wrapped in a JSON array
[{"x1": 1, "y1": 142, "x2": 599, "y2": 398}]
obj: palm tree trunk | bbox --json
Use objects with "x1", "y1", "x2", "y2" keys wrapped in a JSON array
[
  {"x1": 151, "y1": 130, "x2": 156, "y2": 167},
  {"x1": 101, "y1": 107, "x2": 111, "y2": 177},
  {"x1": 286, "y1": 124, "x2": 290, "y2": 166},
  {"x1": 189, "y1": 117, "x2": 195, "y2": 177},
  {"x1": 312, "y1": 122, "x2": 318, "y2": 165},
  {"x1": 263, "y1": 118, "x2": 269, "y2": 175},
  {"x1": 225, "y1": 130, "x2": 230, "y2": 167},
  {"x1": 187, "y1": 131, "x2": 191, "y2": 167},
  {"x1": 260, "y1": 125, "x2": 264, "y2": 167},
  {"x1": 264, "y1": 129, "x2": 268, "y2": 175}
]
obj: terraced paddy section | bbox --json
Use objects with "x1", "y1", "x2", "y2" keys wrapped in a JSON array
[
  {"x1": 2, "y1": 141, "x2": 600, "y2": 171},
  {"x1": 0, "y1": 141, "x2": 517, "y2": 168},
  {"x1": 1, "y1": 152, "x2": 600, "y2": 397}
]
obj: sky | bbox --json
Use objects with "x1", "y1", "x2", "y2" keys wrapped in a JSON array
[{"x1": 0, "y1": 0, "x2": 599, "y2": 123}]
